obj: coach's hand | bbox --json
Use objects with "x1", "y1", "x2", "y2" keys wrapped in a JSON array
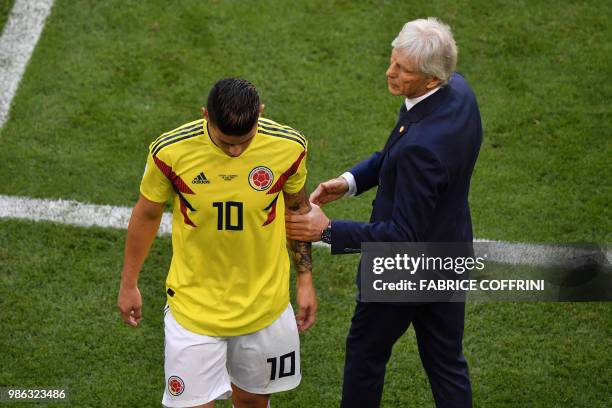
[
  {"x1": 118, "y1": 285, "x2": 142, "y2": 327},
  {"x1": 286, "y1": 204, "x2": 330, "y2": 242},
  {"x1": 309, "y1": 177, "x2": 348, "y2": 206},
  {"x1": 296, "y1": 274, "x2": 317, "y2": 332}
]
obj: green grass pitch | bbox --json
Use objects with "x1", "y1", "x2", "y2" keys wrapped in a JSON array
[
  {"x1": 0, "y1": 1, "x2": 14, "y2": 33},
  {"x1": 0, "y1": 0, "x2": 610, "y2": 406}
]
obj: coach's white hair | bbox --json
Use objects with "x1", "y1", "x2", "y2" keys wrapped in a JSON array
[{"x1": 391, "y1": 17, "x2": 457, "y2": 85}]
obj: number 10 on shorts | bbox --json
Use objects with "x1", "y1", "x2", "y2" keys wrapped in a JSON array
[{"x1": 267, "y1": 351, "x2": 296, "y2": 380}]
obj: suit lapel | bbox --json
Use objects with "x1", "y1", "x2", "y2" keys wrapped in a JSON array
[
  {"x1": 407, "y1": 84, "x2": 450, "y2": 122},
  {"x1": 381, "y1": 104, "x2": 411, "y2": 156},
  {"x1": 381, "y1": 84, "x2": 451, "y2": 156}
]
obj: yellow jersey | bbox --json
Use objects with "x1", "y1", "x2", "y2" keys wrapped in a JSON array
[{"x1": 140, "y1": 117, "x2": 307, "y2": 336}]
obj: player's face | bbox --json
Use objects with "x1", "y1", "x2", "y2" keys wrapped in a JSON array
[
  {"x1": 207, "y1": 122, "x2": 257, "y2": 157},
  {"x1": 386, "y1": 48, "x2": 440, "y2": 99}
]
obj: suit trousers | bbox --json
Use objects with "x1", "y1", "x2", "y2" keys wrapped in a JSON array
[{"x1": 340, "y1": 301, "x2": 472, "y2": 408}]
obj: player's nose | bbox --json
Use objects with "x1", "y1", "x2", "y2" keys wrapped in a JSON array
[{"x1": 227, "y1": 145, "x2": 244, "y2": 157}]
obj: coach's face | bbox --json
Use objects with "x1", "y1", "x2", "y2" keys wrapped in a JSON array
[{"x1": 386, "y1": 48, "x2": 440, "y2": 99}]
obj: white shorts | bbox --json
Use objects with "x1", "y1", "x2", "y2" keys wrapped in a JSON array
[{"x1": 162, "y1": 303, "x2": 301, "y2": 407}]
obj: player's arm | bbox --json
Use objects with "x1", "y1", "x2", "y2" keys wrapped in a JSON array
[
  {"x1": 284, "y1": 187, "x2": 317, "y2": 332},
  {"x1": 117, "y1": 195, "x2": 165, "y2": 327}
]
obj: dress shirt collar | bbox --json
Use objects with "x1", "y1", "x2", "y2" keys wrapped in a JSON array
[{"x1": 404, "y1": 86, "x2": 440, "y2": 112}]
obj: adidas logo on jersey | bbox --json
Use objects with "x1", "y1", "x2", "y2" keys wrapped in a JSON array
[{"x1": 192, "y1": 172, "x2": 210, "y2": 184}]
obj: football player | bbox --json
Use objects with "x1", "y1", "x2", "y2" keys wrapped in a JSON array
[{"x1": 118, "y1": 78, "x2": 316, "y2": 408}]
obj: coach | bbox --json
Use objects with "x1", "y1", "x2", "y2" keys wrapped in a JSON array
[{"x1": 286, "y1": 18, "x2": 482, "y2": 407}]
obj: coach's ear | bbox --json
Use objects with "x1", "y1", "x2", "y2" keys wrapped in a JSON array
[
  {"x1": 202, "y1": 107, "x2": 208, "y2": 119},
  {"x1": 259, "y1": 104, "x2": 265, "y2": 114},
  {"x1": 426, "y1": 77, "x2": 441, "y2": 90}
]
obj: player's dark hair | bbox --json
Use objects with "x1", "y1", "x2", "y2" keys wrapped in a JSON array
[{"x1": 206, "y1": 78, "x2": 260, "y2": 136}]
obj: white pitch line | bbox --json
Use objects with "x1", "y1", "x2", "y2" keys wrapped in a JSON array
[
  {"x1": 1, "y1": 194, "x2": 609, "y2": 267},
  {"x1": 472, "y1": 240, "x2": 610, "y2": 269},
  {"x1": 0, "y1": 194, "x2": 173, "y2": 236},
  {"x1": 0, "y1": 0, "x2": 54, "y2": 128}
]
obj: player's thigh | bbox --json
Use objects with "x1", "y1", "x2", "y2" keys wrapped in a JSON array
[
  {"x1": 231, "y1": 383, "x2": 270, "y2": 408},
  {"x1": 227, "y1": 303, "x2": 301, "y2": 395},
  {"x1": 162, "y1": 306, "x2": 232, "y2": 407}
]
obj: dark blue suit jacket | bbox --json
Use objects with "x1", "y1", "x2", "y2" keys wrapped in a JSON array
[{"x1": 331, "y1": 73, "x2": 482, "y2": 254}]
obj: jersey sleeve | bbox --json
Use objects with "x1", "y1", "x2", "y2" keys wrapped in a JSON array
[
  {"x1": 283, "y1": 144, "x2": 308, "y2": 194},
  {"x1": 139, "y1": 148, "x2": 173, "y2": 203}
]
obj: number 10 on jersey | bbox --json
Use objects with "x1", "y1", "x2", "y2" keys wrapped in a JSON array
[{"x1": 212, "y1": 202, "x2": 244, "y2": 231}]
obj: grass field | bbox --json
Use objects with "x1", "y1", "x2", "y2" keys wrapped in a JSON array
[
  {"x1": 0, "y1": 1, "x2": 13, "y2": 33},
  {"x1": 2, "y1": 220, "x2": 611, "y2": 407},
  {"x1": 0, "y1": 0, "x2": 611, "y2": 407}
]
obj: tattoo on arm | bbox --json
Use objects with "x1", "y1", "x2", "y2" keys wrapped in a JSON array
[
  {"x1": 284, "y1": 188, "x2": 312, "y2": 275},
  {"x1": 284, "y1": 187, "x2": 311, "y2": 214}
]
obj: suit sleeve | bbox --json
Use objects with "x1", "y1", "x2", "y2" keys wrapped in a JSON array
[
  {"x1": 349, "y1": 151, "x2": 383, "y2": 195},
  {"x1": 331, "y1": 145, "x2": 448, "y2": 253}
]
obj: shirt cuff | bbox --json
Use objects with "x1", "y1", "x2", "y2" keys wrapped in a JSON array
[{"x1": 340, "y1": 172, "x2": 357, "y2": 197}]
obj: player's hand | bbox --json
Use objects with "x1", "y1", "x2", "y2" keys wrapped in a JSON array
[
  {"x1": 285, "y1": 203, "x2": 330, "y2": 242},
  {"x1": 296, "y1": 274, "x2": 317, "y2": 332},
  {"x1": 309, "y1": 177, "x2": 348, "y2": 206},
  {"x1": 117, "y1": 285, "x2": 142, "y2": 327}
]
